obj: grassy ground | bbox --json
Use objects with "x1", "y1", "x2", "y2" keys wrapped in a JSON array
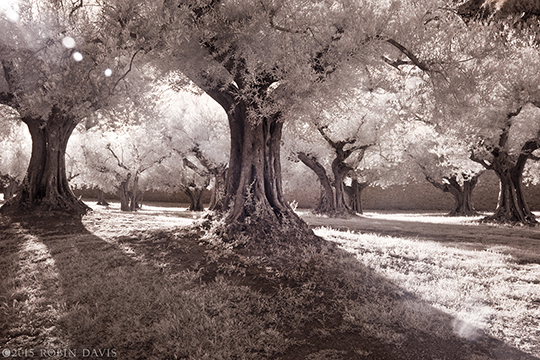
[{"x1": 1, "y1": 203, "x2": 539, "y2": 359}]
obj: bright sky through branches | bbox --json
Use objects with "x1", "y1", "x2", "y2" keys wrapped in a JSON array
[{"x1": 0, "y1": 0, "x2": 20, "y2": 22}]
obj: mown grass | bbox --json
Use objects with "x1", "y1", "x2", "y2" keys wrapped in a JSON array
[
  {"x1": 317, "y1": 227, "x2": 540, "y2": 357},
  {"x1": 1, "y1": 208, "x2": 539, "y2": 359}
]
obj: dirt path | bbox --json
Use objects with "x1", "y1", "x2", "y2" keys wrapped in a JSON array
[{"x1": 299, "y1": 212, "x2": 540, "y2": 264}]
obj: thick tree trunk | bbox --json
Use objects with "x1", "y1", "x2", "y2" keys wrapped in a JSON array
[
  {"x1": 448, "y1": 178, "x2": 478, "y2": 216},
  {"x1": 218, "y1": 101, "x2": 307, "y2": 238},
  {"x1": 346, "y1": 179, "x2": 369, "y2": 215},
  {"x1": 332, "y1": 159, "x2": 353, "y2": 215},
  {"x1": 198, "y1": 88, "x2": 311, "y2": 242},
  {"x1": 208, "y1": 166, "x2": 227, "y2": 211},
  {"x1": 184, "y1": 186, "x2": 205, "y2": 212},
  {"x1": 128, "y1": 175, "x2": 140, "y2": 211},
  {"x1": 423, "y1": 172, "x2": 480, "y2": 216},
  {"x1": 119, "y1": 176, "x2": 131, "y2": 211},
  {"x1": 96, "y1": 189, "x2": 109, "y2": 206},
  {"x1": 0, "y1": 108, "x2": 90, "y2": 216},
  {"x1": 484, "y1": 150, "x2": 535, "y2": 224},
  {"x1": 132, "y1": 190, "x2": 143, "y2": 210},
  {"x1": 118, "y1": 174, "x2": 142, "y2": 211},
  {"x1": 297, "y1": 152, "x2": 336, "y2": 214}
]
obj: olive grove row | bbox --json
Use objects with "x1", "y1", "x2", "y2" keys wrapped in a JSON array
[{"x1": 1, "y1": 0, "x2": 540, "y2": 239}]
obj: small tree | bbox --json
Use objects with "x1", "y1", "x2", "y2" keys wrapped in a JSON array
[
  {"x1": 68, "y1": 122, "x2": 171, "y2": 211},
  {"x1": 0, "y1": 107, "x2": 31, "y2": 201},
  {"x1": 157, "y1": 84, "x2": 230, "y2": 211}
]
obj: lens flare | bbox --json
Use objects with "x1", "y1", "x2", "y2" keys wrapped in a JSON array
[
  {"x1": 73, "y1": 52, "x2": 83, "y2": 62},
  {"x1": 62, "y1": 36, "x2": 76, "y2": 49},
  {"x1": 5, "y1": 9, "x2": 19, "y2": 22},
  {"x1": 104, "y1": 68, "x2": 112, "y2": 77}
]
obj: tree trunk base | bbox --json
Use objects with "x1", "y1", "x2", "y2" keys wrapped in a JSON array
[
  {"x1": 202, "y1": 208, "x2": 317, "y2": 252},
  {"x1": 480, "y1": 211, "x2": 537, "y2": 226},
  {"x1": 0, "y1": 195, "x2": 90, "y2": 218}
]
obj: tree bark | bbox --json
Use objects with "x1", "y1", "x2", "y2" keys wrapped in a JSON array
[
  {"x1": 183, "y1": 186, "x2": 205, "y2": 212},
  {"x1": 0, "y1": 107, "x2": 90, "y2": 216},
  {"x1": 208, "y1": 166, "x2": 227, "y2": 211},
  {"x1": 190, "y1": 145, "x2": 226, "y2": 212},
  {"x1": 345, "y1": 179, "x2": 369, "y2": 215},
  {"x1": 484, "y1": 148, "x2": 536, "y2": 224},
  {"x1": 96, "y1": 189, "x2": 109, "y2": 206},
  {"x1": 470, "y1": 117, "x2": 539, "y2": 225},
  {"x1": 448, "y1": 176, "x2": 478, "y2": 216},
  {"x1": 206, "y1": 90, "x2": 308, "y2": 238},
  {"x1": 332, "y1": 158, "x2": 353, "y2": 214},
  {"x1": 119, "y1": 175, "x2": 131, "y2": 211},
  {"x1": 128, "y1": 174, "x2": 140, "y2": 211},
  {"x1": 297, "y1": 152, "x2": 336, "y2": 214},
  {"x1": 425, "y1": 174, "x2": 480, "y2": 216}
]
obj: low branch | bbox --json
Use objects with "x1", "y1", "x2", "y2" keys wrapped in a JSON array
[
  {"x1": 111, "y1": 49, "x2": 142, "y2": 94},
  {"x1": 317, "y1": 125, "x2": 338, "y2": 148},
  {"x1": 381, "y1": 56, "x2": 412, "y2": 70},
  {"x1": 470, "y1": 149, "x2": 493, "y2": 170},
  {"x1": 106, "y1": 144, "x2": 130, "y2": 171},
  {"x1": 385, "y1": 38, "x2": 430, "y2": 72}
]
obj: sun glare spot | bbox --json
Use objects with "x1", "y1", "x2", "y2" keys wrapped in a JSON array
[
  {"x1": 5, "y1": 8, "x2": 19, "y2": 22},
  {"x1": 73, "y1": 51, "x2": 83, "y2": 61},
  {"x1": 104, "y1": 68, "x2": 112, "y2": 77},
  {"x1": 0, "y1": 0, "x2": 20, "y2": 23},
  {"x1": 62, "y1": 36, "x2": 76, "y2": 49}
]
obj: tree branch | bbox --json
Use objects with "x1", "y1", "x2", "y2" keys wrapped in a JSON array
[
  {"x1": 111, "y1": 49, "x2": 142, "y2": 94},
  {"x1": 317, "y1": 125, "x2": 338, "y2": 148},
  {"x1": 106, "y1": 144, "x2": 130, "y2": 171},
  {"x1": 385, "y1": 38, "x2": 430, "y2": 72},
  {"x1": 470, "y1": 149, "x2": 493, "y2": 170}
]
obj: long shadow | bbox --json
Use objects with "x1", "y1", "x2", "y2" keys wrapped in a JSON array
[{"x1": 6, "y1": 215, "x2": 539, "y2": 360}]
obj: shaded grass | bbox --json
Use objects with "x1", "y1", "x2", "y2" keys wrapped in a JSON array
[{"x1": 1, "y1": 209, "x2": 539, "y2": 359}]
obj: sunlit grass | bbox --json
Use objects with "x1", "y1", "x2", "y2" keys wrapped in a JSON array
[
  {"x1": 0, "y1": 224, "x2": 68, "y2": 350},
  {"x1": 363, "y1": 211, "x2": 485, "y2": 224},
  {"x1": 316, "y1": 226, "x2": 540, "y2": 356},
  {"x1": 2, "y1": 208, "x2": 540, "y2": 359}
]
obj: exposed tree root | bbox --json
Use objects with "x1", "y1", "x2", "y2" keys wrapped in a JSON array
[
  {"x1": 0, "y1": 195, "x2": 90, "y2": 218},
  {"x1": 197, "y1": 211, "x2": 332, "y2": 269},
  {"x1": 480, "y1": 212, "x2": 537, "y2": 226}
]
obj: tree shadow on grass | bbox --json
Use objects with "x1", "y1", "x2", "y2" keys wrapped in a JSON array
[{"x1": 5, "y1": 215, "x2": 539, "y2": 360}]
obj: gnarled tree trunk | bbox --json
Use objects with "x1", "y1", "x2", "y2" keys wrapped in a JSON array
[
  {"x1": 208, "y1": 165, "x2": 227, "y2": 211},
  {"x1": 345, "y1": 179, "x2": 369, "y2": 215},
  {"x1": 0, "y1": 108, "x2": 90, "y2": 216},
  {"x1": 298, "y1": 152, "x2": 335, "y2": 214},
  {"x1": 332, "y1": 159, "x2": 353, "y2": 214},
  {"x1": 119, "y1": 176, "x2": 131, "y2": 211},
  {"x1": 96, "y1": 189, "x2": 109, "y2": 206},
  {"x1": 485, "y1": 148, "x2": 536, "y2": 224},
  {"x1": 118, "y1": 174, "x2": 142, "y2": 212},
  {"x1": 183, "y1": 185, "x2": 205, "y2": 211},
  {"x1": 471, "y1": 116, "x2": 539, "y2": 225},
  {"x1": 207, "y1": 90, "x2": 308, "y2": 238},
  {"x1": 448, "y1": 177, "x2": 479, "y2": 216},
  {"x1": 424, "y1": 174, "x2": 480, "y2": 216}
]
